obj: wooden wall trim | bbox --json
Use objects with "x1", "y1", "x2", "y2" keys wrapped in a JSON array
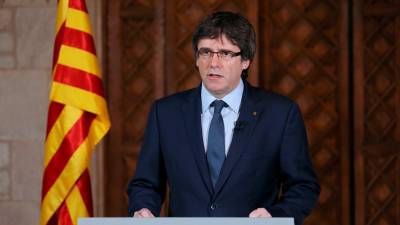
[
  {"x1": 353, "y1": 1, "x2": 365, "y2": 224},
  {"x1": 339, "y1": 1, "x2": 350, "y2": 224},
  {"x1": 104, "y1": 0, "x2": 124, "y2": 216}
]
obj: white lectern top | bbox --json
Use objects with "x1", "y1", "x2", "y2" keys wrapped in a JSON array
[{"x1": 79, "y1": 217, "x2": 294, "y2": 225}]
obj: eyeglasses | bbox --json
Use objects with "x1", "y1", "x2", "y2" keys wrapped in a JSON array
[{"x1": 197, "y1": 48, "x2": 241, "y2": 60}]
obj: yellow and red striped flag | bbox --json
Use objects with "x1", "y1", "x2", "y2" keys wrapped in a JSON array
[{"x1": 40, "y1": 1, "x2": 110, "y2": 225}]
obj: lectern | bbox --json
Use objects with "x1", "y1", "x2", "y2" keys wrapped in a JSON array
[{"x1": 79, "y1": 217, "x2": 294, "y2": 225}]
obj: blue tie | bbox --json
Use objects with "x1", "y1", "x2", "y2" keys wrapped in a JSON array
[{"x1": 207, "y1": 100, "x2": 228, "y2": 187}]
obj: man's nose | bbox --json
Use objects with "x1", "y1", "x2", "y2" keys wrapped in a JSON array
[{"x1": 209, "y1": 53, "x2": 221, "y2": 67}]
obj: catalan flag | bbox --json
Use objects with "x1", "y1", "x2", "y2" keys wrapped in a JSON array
[{"x1": 40, "y1": 0, "x2": 110, "y2": 225}]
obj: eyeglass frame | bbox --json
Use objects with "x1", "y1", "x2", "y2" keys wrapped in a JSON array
[{"x1": 196, "y1": 48, "x2": 242, "y2": 60}]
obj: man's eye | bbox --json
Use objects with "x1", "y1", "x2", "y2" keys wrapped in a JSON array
[
  {"x1": 220, "y1": 51, "x2": 231, "y2": 56},
  {"x1": 199, "y1": 49, "x2": 211, "y2": 55}
]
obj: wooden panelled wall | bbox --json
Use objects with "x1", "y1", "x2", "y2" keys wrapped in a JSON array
[
  {"x1": 353, "y1": 1, "x2": 400, "y2": 225},
  {"x1": 104, "y1": 0, "x2": 400, "y2": 224}
]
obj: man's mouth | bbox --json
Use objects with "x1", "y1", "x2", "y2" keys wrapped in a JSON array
[{"x1": 208, "y1": 73, "x2": 223, "y2": 78}]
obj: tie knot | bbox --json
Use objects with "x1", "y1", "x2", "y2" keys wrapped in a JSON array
[{"x1": 211, "y1": 100, "x2": 227, "y2": 114}]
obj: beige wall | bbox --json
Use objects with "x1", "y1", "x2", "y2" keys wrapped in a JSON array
[{"x1": 0, "y1": 1, "x2": 104, "y2": 224}]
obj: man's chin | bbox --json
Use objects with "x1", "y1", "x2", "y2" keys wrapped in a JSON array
[{"x1": 207, "y1": 88, "x2": 228, "y2": 99}]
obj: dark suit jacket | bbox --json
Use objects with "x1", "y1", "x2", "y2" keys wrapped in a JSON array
[{"x1": 127, "y1": 81, "x2": 320, "y2": 225}]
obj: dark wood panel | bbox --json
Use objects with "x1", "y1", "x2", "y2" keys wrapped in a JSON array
[
  {"x1": 104, "y1": 0, "x2": 165, "y2": 216},
  {"x1": 259, "y1": 1, "x2": 350, "y2": 224},
  {"x1": 104, "y1": 0, "x2": 123, "y2": 216},
  {"x1": 353, "y1": 1, "x2": 400, "y2": 225}
]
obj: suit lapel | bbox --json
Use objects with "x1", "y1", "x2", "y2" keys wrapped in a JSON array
[
  {"x1": 213, "y1": 83, "x2": 264, "y2": 196},
  {"x1": 181, "y1": 86, "x2": 213, "y2": 195}
]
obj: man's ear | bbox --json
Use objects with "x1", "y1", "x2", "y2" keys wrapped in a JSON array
[
  {"x1": 194, "y1": 58, "x2": 200, "y2": 71},
  {"x1": 242, "y1": 60, "x2": 250, "y2": 70}
]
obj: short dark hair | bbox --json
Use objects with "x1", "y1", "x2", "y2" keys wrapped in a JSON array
[{"x1": 192, "y1": 11, "x2": 256, "y2": 79}]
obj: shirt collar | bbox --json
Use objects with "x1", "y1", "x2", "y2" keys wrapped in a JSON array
[{"x1": 201, "y1": 79, "x2": 244, "y2": 114}]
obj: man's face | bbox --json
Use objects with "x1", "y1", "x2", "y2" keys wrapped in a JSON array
[{"x1": 196, "y1": 35, "x2": 250, "y2": 99}]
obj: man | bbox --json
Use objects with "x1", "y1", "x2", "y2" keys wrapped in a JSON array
[{"x1": 127, "y1": 11, "x2": 320, "y2": 225}]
